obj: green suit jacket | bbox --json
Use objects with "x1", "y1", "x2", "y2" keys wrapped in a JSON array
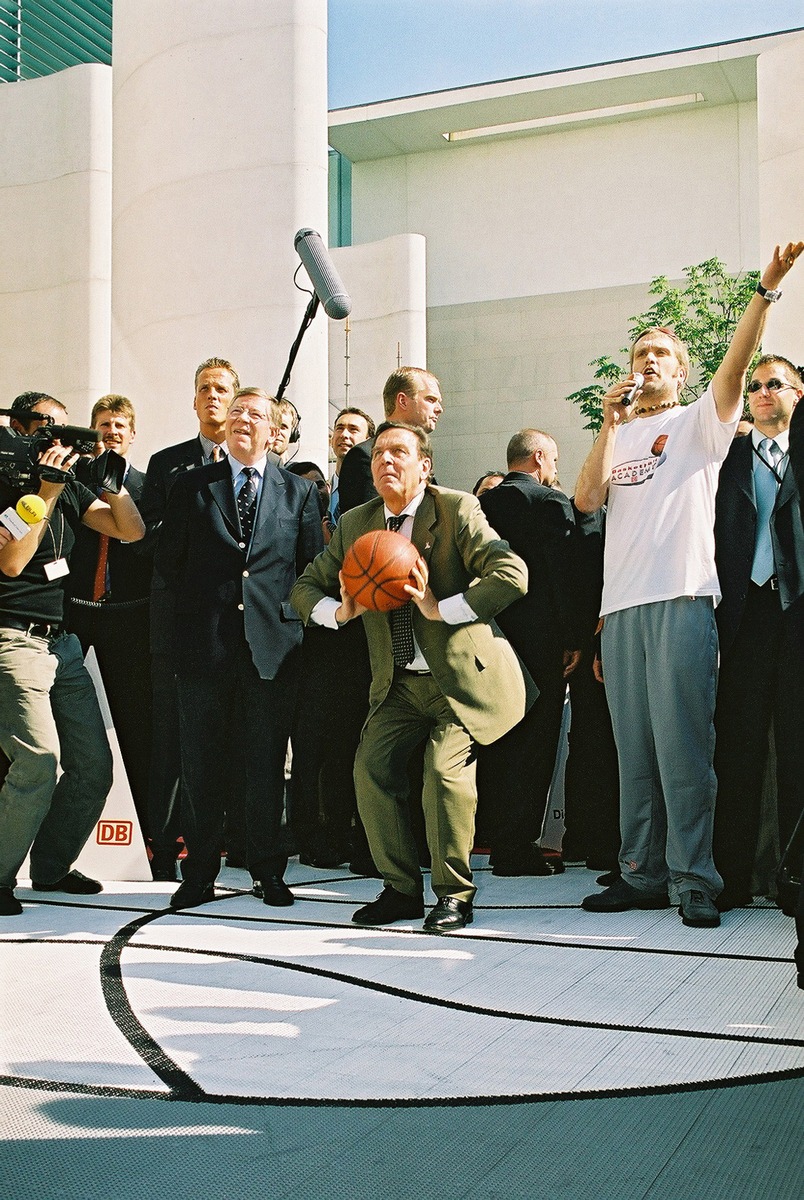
[{"x1": 290, "y1": 485, "x2": 537, "y2": 745}]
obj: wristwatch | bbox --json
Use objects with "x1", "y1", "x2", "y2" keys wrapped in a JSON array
[{"x1": 756, "y1": 283, "x2": 782, "y2": 302}]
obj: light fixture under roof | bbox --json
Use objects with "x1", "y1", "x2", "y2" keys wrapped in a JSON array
[{"x1": 442, "y1": 92, "x2": 705, "y2": 141}]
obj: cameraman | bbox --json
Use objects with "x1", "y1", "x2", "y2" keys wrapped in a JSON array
[{"x1": 0, "y1": 392, "x2": 145, "y2": 917}]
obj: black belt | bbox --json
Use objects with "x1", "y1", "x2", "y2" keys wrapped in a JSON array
[
  {"x1": 0, "y1": 618, "x2": 61, "y2": 639},
  {"x1": 753, "y1": 576, "x2": 779, "y2": 592}
]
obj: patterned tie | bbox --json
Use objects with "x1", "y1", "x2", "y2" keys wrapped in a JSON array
[
  {"x1": 387, "y1": 515, "x2": 415, "y2": 667},
  {"x1": 750, "y1": 438, "x2": 782, "y2": 586},
  {"x1": 91, "y1": 490, "x2": 110, "y2": 601},
  {"x1": 211, "y1": 444, "x2": 224, "y2": 463},
  {"x1": 237, "y1": 468, "x2": 258, "y2": 543}
]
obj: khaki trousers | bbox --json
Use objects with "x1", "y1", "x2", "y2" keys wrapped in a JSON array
[{"x1": 354, "y1": 671, "x2": 477, "y2": 904}]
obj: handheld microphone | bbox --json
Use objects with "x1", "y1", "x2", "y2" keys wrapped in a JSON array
[
  {"x1": 294, "y1": 228, "x2": 352, "y2": 320},
  {"x1": 0, "y1": 493, "x2": 47, "y2": 540},
  {"x1": 622, "y1": 373, "x2": 644, "y2": 408}
]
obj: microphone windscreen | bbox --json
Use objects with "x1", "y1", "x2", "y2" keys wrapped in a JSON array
[
  {"x1": 17, "y1": 494, "x2": 47, "y2": 524},
  {"x1": 294, "y1": 228, "x2": 352, "y2": 320}
]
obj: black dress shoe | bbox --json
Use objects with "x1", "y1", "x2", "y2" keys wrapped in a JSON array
[
  {"x1": 0, "y1": 886, "x2": 22, "y2": 916},
  {"x1": 352, "y1": 887, "x2": 424, "y2": 926},
  {"x1": 715, "y1": 889, "x2": 753, "y2": 913},
  {"x1": 582, "y1": 878, "x2": 669, "y2": 912},
  {"x1": 349, "y1": 855, "x2": 383, "y2": 879},
  {"x1": 423, "y1": 897, "x2": 473, "y2": 934},
  {"x1": 252, "y1": 875, "x2": 294, "y2": 906},
  {"x1": 150, "y1": 853, "x2": 179, "y2": 883},
  {"x1": 492, "y1": 847, "x2": 564, "y2": 877},
  {"x1": 170, "y1": 880, "x2": 215, "y2": 909},
  {"x1": 299, "y1": 852, "x2": 348, "y2": 869},
  {"x1": 31, "y1": 870, "x2": 103, "y2": 895},
  {"x1": 596, "y1": 869, "x2": 621, "y2": 888}
]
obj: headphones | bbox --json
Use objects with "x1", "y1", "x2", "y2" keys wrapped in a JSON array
[{"x1": 282, "y1": 397, "x2": 301, "y2": 444}]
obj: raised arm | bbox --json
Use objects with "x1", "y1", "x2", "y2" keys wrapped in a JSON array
[{"x1": 711, "y1": 241, "x2": 804, "y2": 422}]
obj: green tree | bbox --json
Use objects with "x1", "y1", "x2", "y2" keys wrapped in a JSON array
[{"x1": 568, "y1": 258, "x2": 760, "y2": 432}]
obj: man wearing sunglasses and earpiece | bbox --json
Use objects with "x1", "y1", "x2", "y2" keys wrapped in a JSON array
[{"x1": 712, "y1": 355, "x2": 804, "y2": 912}]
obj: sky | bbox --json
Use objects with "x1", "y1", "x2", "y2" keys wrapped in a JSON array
[{"x1": 328, "y1": 0, "x2": 804, "y2": 108}]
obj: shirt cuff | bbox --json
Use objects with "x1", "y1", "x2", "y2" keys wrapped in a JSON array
[
  {"x1": 439, "y1": 593, "x2": 478, "y2": 625},
  {"x1": 310, "y1": 597, "x2": 341, "y2": 629}
]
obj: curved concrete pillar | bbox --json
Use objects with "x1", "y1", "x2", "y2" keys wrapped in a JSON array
[
  {"x1": 757, "y1": 34, "x2": 804, "y2": 360},
  {"x1": 0, "y1": 65, "x2": 111, "y2": 416},
  {"x1": 111, "y1": 0, "x2": 329, "y2": 465}
]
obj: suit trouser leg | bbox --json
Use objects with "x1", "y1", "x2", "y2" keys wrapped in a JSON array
[
  {"x1": 604, "y1": 599, "x2": 721, "y2": 901},
  {"x1": 713, "y1": 583, "x2": 781, "y2": 896},
  {"x1": 354, "y1": 674, "x2": 476, "y2": 902},
  {"x1": 479, "y1": 673, "x2": 565, "y2": 862},
  {"x1": 148, "y1": 652, "x2": 183, "y2": 855}
]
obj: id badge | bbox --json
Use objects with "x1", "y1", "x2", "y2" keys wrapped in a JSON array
[{"x1": 45, "y1": 558, "x2": 70, "y2": 580}]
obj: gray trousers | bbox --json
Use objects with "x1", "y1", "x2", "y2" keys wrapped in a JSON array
[
  {"x1": 0, "y1": 630, "x2": 112, "y2": 888},
  {"x1": 601, "y1": 597, "x2": 722, "y2": 901}
]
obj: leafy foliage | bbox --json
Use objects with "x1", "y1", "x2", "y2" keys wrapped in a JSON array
[{"x1": 567, "y1": 259, "x2": 760, "y2": 432}]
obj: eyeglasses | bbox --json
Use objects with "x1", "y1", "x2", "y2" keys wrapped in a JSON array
[{"x1": 746, "y1": 378, "x2": 793, "y2": 394}]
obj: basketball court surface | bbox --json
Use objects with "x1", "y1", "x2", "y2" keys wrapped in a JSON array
[{"x1": 1, "y1": 858, "x2": 802, "y2": 1199}]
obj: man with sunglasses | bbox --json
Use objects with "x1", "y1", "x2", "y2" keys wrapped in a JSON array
[
  {"x1": 575, "y1": 241, "x2": 803, "y2": 929},
  {"x1": 712, "y1": 356, "x2": 804, "y2": 911}
]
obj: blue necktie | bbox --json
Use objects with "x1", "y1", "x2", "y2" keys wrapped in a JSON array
[
  {"x1": 750, "y1": 439, "x2": 782, "y2": 586},
  {"x1": 238, "y1": 468, "x2": 258, "y2": 543}
]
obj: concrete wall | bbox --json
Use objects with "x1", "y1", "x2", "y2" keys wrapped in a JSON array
[
  {"x1": 0, "y1": 65, "x2": 112, "y2": 417},
  {"x1": 348, "y1": 99, "x2": 761, "y2": 492},
  {"x1": 111, "y1": 0, "x2": 330, "y2": 466},
  {"x1": 329, "y1": 234, "x2": 427, "y2": 438},
  {"x1": 757, "y1": 34, "x2": 804, "y2": 361}
]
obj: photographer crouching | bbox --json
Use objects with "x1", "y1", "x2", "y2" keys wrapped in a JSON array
[{"x1": 0, "y1": 392, "x2": 145, "y2": 917}]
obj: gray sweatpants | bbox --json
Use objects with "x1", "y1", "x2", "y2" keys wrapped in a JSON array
[{"x1": 601, "y1": 597, "x2": 722, "y2": 901}]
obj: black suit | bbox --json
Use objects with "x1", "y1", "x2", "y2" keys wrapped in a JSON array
[
  {"x1": 477, "y1": 474, "x2": 581, "y2": 866},
  {"x1": 713, "y1": 432, "x2": 804, "y2": 901},
  {"x1": 139, "y1": 437, "x2": 208, "y2": 859},
  {"x1": 156, "y1": 459, "x2": 323, "y2": 884},
  {"x1": 64, "y1": 465, "x2": 153, "y2": 838},
  {"x1": 337, "y1": 437, "x2": 377, "y2": 514},
  {"x1": 290, "y1": 436, "x2": 377, "y2": 865}
]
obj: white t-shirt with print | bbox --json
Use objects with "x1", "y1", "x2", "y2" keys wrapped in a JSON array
[{"x1": 600, "y1": 383, "x2": 738, "y2": 617}]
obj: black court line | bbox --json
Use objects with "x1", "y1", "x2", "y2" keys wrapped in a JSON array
[
  {"x1": 12, "y1": 892, "x2": 796, "y2": 965},
  {"x1": 4, "y1": 901, "x2": 803, "y2": 1112},
  {"x1": 3, "y1": 1063, "x2": 804, "y2": 1110}
]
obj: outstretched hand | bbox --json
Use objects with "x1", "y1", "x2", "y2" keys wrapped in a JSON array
[{"x1": 762, "y1": 241, "x2": 804, "y2": 290}]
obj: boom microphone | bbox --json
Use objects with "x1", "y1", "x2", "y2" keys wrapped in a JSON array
[
  {"x1": 294, "y1": 228, "x2": 352, "y2": 320},
  {"x1": 0, "y1": 493, "x2": 47, "y2": 540}
]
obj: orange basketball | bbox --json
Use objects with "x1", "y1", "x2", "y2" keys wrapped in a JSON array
[{"x1": 341, "y1": 529, "x2": 420, "y2": 612}]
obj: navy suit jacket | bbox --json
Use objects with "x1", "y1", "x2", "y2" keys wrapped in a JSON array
[
  {"x1": 479, "y1": 473, "x2": 582, "y2": 681},
  {"x1": 714, "y1": 432, "x2": 804, "y2": 656},
  {"x1": 155, "y1": 459, "x2": 324, "y2": 679},
  {"x1": 336, "y1": 437, "x2": 377, "y2": 514},
  {"x1": 141, "y1": 436, "x2": 207, "y2": 653}
]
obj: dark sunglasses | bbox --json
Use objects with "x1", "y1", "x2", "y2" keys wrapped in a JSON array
[{"x1": 746, "y1": 378, "x2": 793, "y2": 394}]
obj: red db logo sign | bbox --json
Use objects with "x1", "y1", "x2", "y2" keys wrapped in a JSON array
[{"x1": 97, "y1": 821, "x2": 133, "y2": 846}]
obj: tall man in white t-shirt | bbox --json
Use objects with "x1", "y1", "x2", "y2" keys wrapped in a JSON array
[{"x1": 575, "y1": 241, "x2": 803, "y2": 928}]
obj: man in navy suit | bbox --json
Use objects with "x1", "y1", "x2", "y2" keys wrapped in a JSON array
[
  {"x1": 156, "y1": 388, "x2": 323, "y2": 909},
  {"x1": 65, "y1": 395, "x2": 153, "y2": 842},
  {"x1": 713, "y1": 354, "x2": 804, "y2": 910},
  {"x1": 140, "y1": 357, "x2": 239, "y2": 879},
  {"x1": 477, "y1": 429, "x2": 582, "y2": 875}
]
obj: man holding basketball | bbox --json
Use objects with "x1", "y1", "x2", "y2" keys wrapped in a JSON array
[{"x1": 291, "y1": 421, "x2": 534, "y2": 933}]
